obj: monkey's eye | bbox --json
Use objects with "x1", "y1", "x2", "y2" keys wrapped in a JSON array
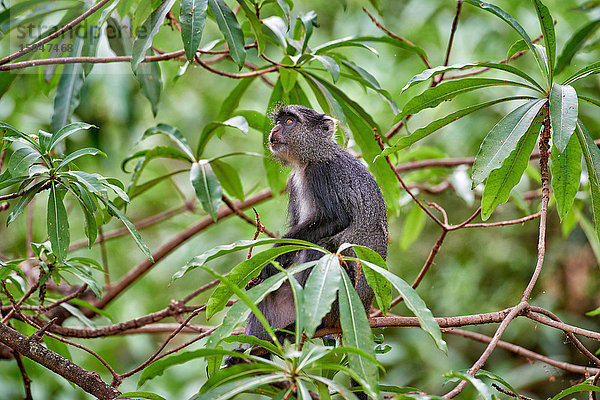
[{"x1": 285, "y1": 119, "x2": 293, "y2": 125}]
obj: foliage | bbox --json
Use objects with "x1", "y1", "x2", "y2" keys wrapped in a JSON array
[{"x1": 0, "y1": 0, "x2": 599, "y2": 399}]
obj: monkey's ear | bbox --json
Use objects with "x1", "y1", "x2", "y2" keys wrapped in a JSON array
[{"x1": 323, "y1": 116, "x2": 337, "y2": 137}]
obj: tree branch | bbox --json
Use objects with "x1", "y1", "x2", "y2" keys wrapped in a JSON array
[{"x1": 0, "y1": 321, "x2": 120, "y2": 399}]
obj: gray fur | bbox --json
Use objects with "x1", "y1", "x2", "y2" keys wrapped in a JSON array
[{"x1": 246, "y1": 105, "x2": 388, "y2": 341}]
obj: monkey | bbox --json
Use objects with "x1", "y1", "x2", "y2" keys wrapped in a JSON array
[{"x1": 244, "y1": 105, "x2": 388, "y2": 341}]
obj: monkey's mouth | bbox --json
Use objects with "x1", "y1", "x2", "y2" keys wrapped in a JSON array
[{"x1": 268, "y1": 138, "x2": 286, "y2": 152}]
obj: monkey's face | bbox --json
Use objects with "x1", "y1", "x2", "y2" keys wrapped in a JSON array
[
  {"x1": 268, "y1": 105, "x2": 335, "y2": 164},
  {"x1": 268, "y1": 113, "x2": 295, "y2": 161}
]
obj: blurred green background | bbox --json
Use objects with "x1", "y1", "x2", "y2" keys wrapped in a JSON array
[{"x1": 1, "y1": 0, "x2": 599, "y2": 398}]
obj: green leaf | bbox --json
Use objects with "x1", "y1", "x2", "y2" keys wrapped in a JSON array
[
  {"x1": 205, "y1": 245, "x2": 306, "y2": 318},
  {"x1": 51, "y1": 34, "x2": 85, "y2": 134},
  {"x1": 209, "y1": 159, "x2": 244, "y2": 201},
  {"x1": 444, "y1": 371, "x2": 492, "y2": 400},
  {"x1": 579, "y1": 95, "x2": 600, "y2": 109},
  {"x1": 205, "y1": 262, "x2": 317, "y2": 348},
  {"x1": 174, "y1": 238, "x2": 323, "y2": 282},
  {"x1": 400, "y1": 63, "x2": 544, "y2": 95},
  {"x1": 400, "y1": 203, "x2": 426, "y2": 250},
  {"x1": 197, "y1": 116, "x2": 249, "y2": 158},
  {"x1": 202, "y1": 266, "x2": 278, "y2": 343},
  {"x1": 47, "y1": 184, "x2": 70, "y2": 263},
  {"x1": 472, "y1": 99, "x2": 546, "y2": 188},
  {"x1": 104, "y1": 200, "x2": 154, "y2": 261},
  {"x1": 399, "y1": 78, "x2": 538, "y2": 121},
  {"x1": 550, "y1": 137, "x2": 583, "y2": 221},
  {"x1": 381, "y1": 97, "x2": 531, "y2": 157},
  {"x1": 63, "y1": 171, "x2": 108, "y2": 199},
  {"x1": 193, "y1": 373, "x2": 287, "y2": 400},
  {"x1": 563, "y1": 60, "x2": 600, "y2": 84},
  {"x1": 142, "y1": 123, "x2": 194, "y2": 161},
  {"x1": 303, "y1": 254, "x2": 342, "y2": 337},
  {"x1": 475, "y1": 370, "x2": 523, "y2": 400},
  {"x1": 313, "y1": 55, "x2": 340, "y2": 83},
  {"x1": 198, "y1": 362, "x2": 281, "y2": 394},
  {"x1": 236, "y1": 0, "x2": 265, "y2": 54},
  {"x1": 48, "y1": 122, "x2": 94, "y2": 152},
  {"x1": 217, "y1": 77, "x2": 256, "y2": 122},
  {"x1": 555, "y1": 19, "x2": 600, "y2": 75},
  {"x1": 122, "y1": 146, "x2": 191, "y2": 174},
  {"x1": 533, "y1": 0, "x2": 555, "y2": 81},
  {"x1": 134, "y1": 51, "x2": 162, "y2": 117},
  {"x1": 481, "y1": 110, "x2": 542, "y2": 220},
  {"x1": 314, "y1": 35, "x2": 428, "y2": 61},
  {"x1": 138, "y1": 348, "x2": 275, "y2": 388},
  {"x1": 574, "y1": 122, "x2": 600, "y2": 240},
  {"x1": 118, "y1": 392, "x2": 166, "y2": 400},
  {"x1": 81, "y1": 25, "x2": 101, "y2": 76},
  {"x1": 57, "y1": 148, "x2": 106, "y2": 170},
  {"x1": 262, "y1": 16, "x2": 288, "y2": 49},
  {"x1": 352, "y1": 246, "x2": 392, "y2": 317},
  {"x1": 190, "y1": 161, "x2": 222, "y2": 221},
  {"x1": 462, "y1": 0, "x2": 546, "y2": 78},
  {"x1": 506, "y1": 39, "x2": 529, "y2": 61},
  {"x1": 6, "y1": 181, "x2": 47, "y2": 226},
  {"x1": 208, "y1": 0, "x2": 246, "y2": 68},
  {"x1": 131, "y1": 0, "x2": 176, "y2": 70},
  {"x1": 8, "y1": 147, "x2": 41, "y2": 177},
  {"x1": 180, "y1": 0, "x2": 208, "y2": 60},
  {"x1": 67, "y1": 182, "x2": 98, "y2": 247},
  {"x1": 549, "y1": 383, "x2": 600, "y2": 400},
  {"x1": 338, "y1": 268, "x2": 378, "y2": 400},
  {"x1": 549, "y1": 83, "x2": 578, "y2": 153},
  {"x1": 351, "y1": 249, "x2": 447, "y2": 353}
]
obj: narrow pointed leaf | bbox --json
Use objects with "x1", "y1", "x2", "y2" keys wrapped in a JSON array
[
  {"x1": 382, "y1": 97, "x2": 531, "y2": 157},
  {"x1": 462, "y1": 0, "x2": 545, "y2": 77},
  {"x1": 481, "y1": 110, "x2": 543, "y2": 220},
  {"x1": 303, "y1": 254, "x2": 342, "y2": 337},
  {"x1": 208, "y1": 0, "x2": 245, "y2": 68},
  {"x1": 533, "y1": 0, "x2": 555, "y2": 81},
  {"x1": 472, "y1": 99, "x2": 546, "y2": 188},
  {"x1": 205, "y1": 261, "x2": 316, "y2": 348},
  {"x1": 190, "y1": 161, "x2": 222, "y2": 221},
  {"x1": 563, "y1": 61, "x2": 600, "y2": 84},
  {"x1": 338, "y1": 269, "x2": 379, "y2": 400},
  {"x1": 47, "y1": 184, "x2": 70, "y2": 263},
  {"x1": 349, "y1": 247, "x2": 447, "y2": 353},
  {"x1": 352, "y1": 246, "x2": 392, "y2": 316},
  {"x1": 51, "y1": 35, "x2": 85, "y2": 134},
  {"x1": 205, "y1": 245, "x2": 306, "y2": 319},
  {"x1": 209, "y1": 159, "x2": 244, "y2": 201},
  {"x1": 6, "y1": 181, "x2": 46, "y2": 226},
  {"x1": 49, "y1": 122, "x2": 94, "y2": 152},
  {"x1": 506, "y1": 39, "x2": 528, "y2": 61},
  {"x1": 549, "y1": 83, "x2": 578, "y2": 153},
  {"x1": 236, "y1": 0, "x2": 265, "y2": 54},
  {"x1": 57, "y1": 148, "x2": 106, "y2": 170},
  {"x1": 194, "y1": 373, "x2": 287, "y2": 400},
  {"x1": 8, "y1": 147, "x2": 41, "y2": 177},
  {"x1": 398, "y1": 78, "x2": 537, "y2": 121},
  {"x1": 313, "y1": 55, "x2": 340, "y2": 83},
  {"x1": 400, "y1": 63, "x2": 543, "y2": 95},
  {"x1": 142, "y1": 124, "x2": 194, "y2": 161},
  {"x1": 550, "y1": 137, "x2": 582, "y2": 221},
  {"x1": 134, "y1": 52, "x2": 162, "y2": 116},
  {"x1": 131, "y1": 0, "x2": 176, "y2": 70},
  {"x1": 555, "y1": 19, "x2": 600, "y2": 74},
  {"x1": 104, "y1": 200, "x2": 154, "y2": 261},
  {"x1": 574, "y1": 122, "x2": 600, "y2": 240},
  {"x1": 181, "y1": 0, "x2": 208, "y2": 60}
]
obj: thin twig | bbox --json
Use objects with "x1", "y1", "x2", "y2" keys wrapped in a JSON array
[
  {"x1": 13, "y1": 350, "x2": 33, "y2": 400},
  {"x1": 363, "y1": 8, "x2": 431, "y2": 68},
  {"x1": 436, "y1": 1, "x2": 462, "y2": 83},
  {"x1": 0, "y1": 0, "x2": 113, "y2": 65}
]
